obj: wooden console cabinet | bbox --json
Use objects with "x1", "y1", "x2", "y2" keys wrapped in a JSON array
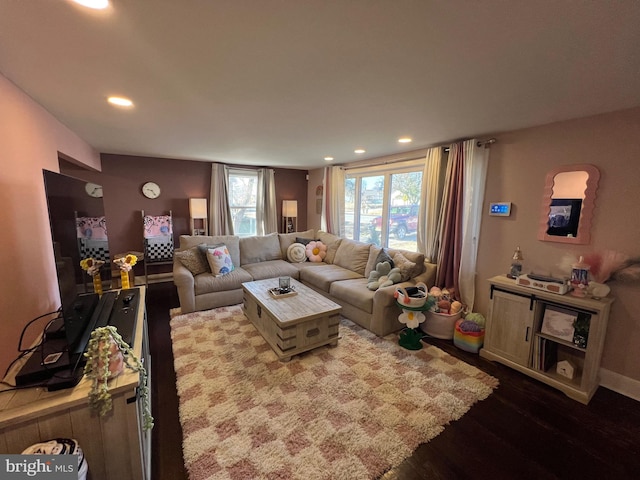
[
  {"x1": 480, "y1": 276, "x2": 613, "y2": 404},
  {"x1": 0, "y1": 287, "x2": 151, "y2": 480}
]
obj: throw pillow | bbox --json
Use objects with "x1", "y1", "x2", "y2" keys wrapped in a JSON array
[
  {"x1": 175, "y1": 246, "x2": 208, "y2": 275},
  {"x1": 205, "y1": 245, "x2": 235, "y2": 277},
  {"x1": 393, "y1": 252, "x2": 417, "y2": 282},
  {"x1": 295, "y1": 237, "x2": 316, "y2": 246},
  {"x1": 375, "y1": 248, "x2": 394, "y2": 268},
  {"x1": 287, "y1": 243, "x2": 307, "y2": 263},
  {"x1": 197, "y1": 243, "x2": 223, "y2": 271},
  {"x1": 306, "y1": 241, "x2": 327, "y2": 262}
]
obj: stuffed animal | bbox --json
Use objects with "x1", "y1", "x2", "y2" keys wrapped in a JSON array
[{"x1": 367, "y1": 261, "x2": 402, "y2": 290}]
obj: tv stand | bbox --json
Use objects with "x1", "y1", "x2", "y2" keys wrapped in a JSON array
[
  {"x1": 480, "y1": 276, "x2": 613, "y2": 404},
  {"x1": 0, "y1": 287, "x2": 150, "y2": 480}
]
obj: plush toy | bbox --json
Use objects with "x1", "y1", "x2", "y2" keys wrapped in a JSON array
[
  {"x1": 367, "y1": 261, "x2": 402, "y2": 290},
  {"x1": 305, "y1": 241, "x2": 327, "y2": 262}
]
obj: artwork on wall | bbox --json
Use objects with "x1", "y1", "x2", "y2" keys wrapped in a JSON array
[{"x1": 315, "y1": 185, "x2": 323, "y2": 215}]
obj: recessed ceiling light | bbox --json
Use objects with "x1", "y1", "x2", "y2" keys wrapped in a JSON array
[
  {"x1": 72, "y1": 0, "x2": 109, "y2": 9},
  {"x1": 398, "y1": 137, "x2": 412, "y2": 143},
  {"x1": 354, "y1": 149, "x2": 366, "y2": 154},
  {"x1": 324, "y1": 156, "x2": 334, "y2": 161},
  {"x1": 107, "y1": 96, "x2": 134, "y2": 107}
]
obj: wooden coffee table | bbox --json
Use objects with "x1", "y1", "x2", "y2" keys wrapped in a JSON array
[{"x1": 242, "y1": 278, "x2": 342, "y2": 361}]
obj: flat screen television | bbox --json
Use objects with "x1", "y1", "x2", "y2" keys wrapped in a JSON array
[
  {"x1": 42, "y1": 170, "x2": 111, "y2": 356},
  {"x1": 546, "y1": 198, "x2": 583, "y2": 238}
]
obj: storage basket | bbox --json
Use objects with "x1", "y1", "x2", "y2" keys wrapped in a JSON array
[
  {"x1": 453, "y1": 319, "x2": 485, "y2": 353},
  {"x1": 420, "y1": 310, "x2": 462, "y2": 339}
]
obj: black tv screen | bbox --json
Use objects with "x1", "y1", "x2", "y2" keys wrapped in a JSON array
[{"x1": 547, "y1": 198, "x2": 582, "y2": 238}]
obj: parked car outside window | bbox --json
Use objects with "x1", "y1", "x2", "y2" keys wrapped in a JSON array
[{"x1": 369, "y1": 204, "x2": 418, "y2": 240}]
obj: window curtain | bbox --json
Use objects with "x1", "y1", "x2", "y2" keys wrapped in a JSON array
[
  {"x1": 209, "y1": 163, "x2": 234, "y2": 235},
  {"x1": 435, "y1": 143, "x2": 464, "y2": 294},
  {"x1": 458, "y1": 139, "x2": 489, "y2": 311},
  {"x1": 417, "y1": 147, "x2": 444, "y2": 262},
  {"x1": 256, "y1": 168, "x2": 277, "y2": 235},
  {"x1": 321, "y1": 166, "x2": 345, "y2": 235}
]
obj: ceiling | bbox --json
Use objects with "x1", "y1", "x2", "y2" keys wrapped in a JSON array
[{"x1": 1, "y1": 1, "x2": 639, "y2": 170}]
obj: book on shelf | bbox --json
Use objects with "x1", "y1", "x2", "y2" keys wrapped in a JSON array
[{"x1": 533, "y1": 336, "x2": 557, "y2": 372}]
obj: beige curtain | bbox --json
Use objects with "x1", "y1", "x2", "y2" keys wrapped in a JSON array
[
  {"x1": 321, "y1": 166, "x2": 345, "y2": 235},
  {"x1": 458, "y1": 139, "x2": 489, "y2": 311},
  {"x1": 417, "y1": 147, "x2": 445, "y2": 262},
  {"x1": 209, "y1": 163, "x2": 234, "y2": 235},
  {"x1": 256, "y1": 168, "x2": 277, "y2": 234}
]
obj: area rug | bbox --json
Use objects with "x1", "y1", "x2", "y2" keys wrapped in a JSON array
[{"x1": 170, "y1": 305, "x2": 498, "y2": 480}]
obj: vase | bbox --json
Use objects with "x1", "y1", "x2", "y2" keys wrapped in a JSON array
[
  {"x1": 120, "y1": 270, "x2": 130, "y2": 289},
  {"x1": 92, "y1": 273, "x2": 103, "y2": 295}
]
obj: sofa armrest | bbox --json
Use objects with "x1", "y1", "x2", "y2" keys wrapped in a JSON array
[
  {"x1": 412, "y1": 261, "x2": 437, "y2": 287},
  {"x1": 173, "y1": 259, "x2": 196, "y2": 313}
]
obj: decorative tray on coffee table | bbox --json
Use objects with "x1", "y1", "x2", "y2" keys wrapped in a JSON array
[{"x1": 268, "y1": 287, "x2": 297, "y2": 299}]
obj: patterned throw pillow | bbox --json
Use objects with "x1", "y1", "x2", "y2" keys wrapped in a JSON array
[
  {"x1": 197, "y1": 243, "x2": 223, "y2": 271},
  {"x1": 287, "y1": 243, "x2": 307, "y2": 263},
  {"x1": 205, "y1": 245, "x2": 235, "y2": 277},
  {"x1": 393, "y1": 252, "x2": 417, "y2": 282},
  {"x1": 175, "y1": 246, "x2": 208, "y2": 275}
]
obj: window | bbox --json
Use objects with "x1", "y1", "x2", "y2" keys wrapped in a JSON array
[
  {"x1": 227, "y1": 169, "x2": 257, "y2": 236},
  {"x1": 345, "y1": 160, "x2": 423, "y2": 251}
]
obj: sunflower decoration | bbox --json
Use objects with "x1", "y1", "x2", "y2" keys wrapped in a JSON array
[
  {"x1": 80, "y1": 257, "x2": 105, "y2": 276},
  {"x1": 114, "y1": 254, "x2": 138, "y2": 289},
  {"x1": 114, "y1": 254, "x2": 138, "y2": 272},
  {"x1": 80, "y1": 257, "x2": 105, "y2": 294}
]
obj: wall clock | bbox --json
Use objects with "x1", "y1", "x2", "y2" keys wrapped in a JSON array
[
  {"x1": 142, "y1": 181, "x2": 161, "y2": 199},
  {"x1": 85, "y1": 182, "x2": 103, "y2": 198}
]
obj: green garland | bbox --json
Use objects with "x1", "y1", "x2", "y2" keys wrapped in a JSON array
[{"x1": 83, "y1": 326, "x2": 154, "y2": 431}]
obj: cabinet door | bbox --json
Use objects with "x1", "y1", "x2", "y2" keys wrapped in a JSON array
[{"x1": 485, "y1": 290, "x2": 534, "y2": 366}]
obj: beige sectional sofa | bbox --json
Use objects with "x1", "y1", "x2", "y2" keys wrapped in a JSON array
[{"x1": 173, "y1": 229, "x2": 437, "y2": 337}]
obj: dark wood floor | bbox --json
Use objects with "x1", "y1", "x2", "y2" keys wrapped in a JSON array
[{"x1": 147, "y1": 282, "x2": 640, "y2": 480}]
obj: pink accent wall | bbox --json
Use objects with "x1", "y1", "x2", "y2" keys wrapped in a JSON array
[
  {"x1": 476, "y1": 106, "x2": 640, "y2": 381},
  {"x1": 0, "y1": 74, "x2": 100, "y2": 374}
]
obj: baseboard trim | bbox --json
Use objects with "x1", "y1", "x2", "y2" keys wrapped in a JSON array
[{"x1": 599, "y1": 368, "x2": 640, "y2": 402}]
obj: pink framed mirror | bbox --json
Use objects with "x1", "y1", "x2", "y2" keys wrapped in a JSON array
[{"x1": 538, "y1": 164, "x2": 600, "y2": 245}]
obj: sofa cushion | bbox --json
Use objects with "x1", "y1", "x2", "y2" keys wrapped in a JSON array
[
  {"x1": 300, "y1": 264, "x2": 363, "y2": 292},
  {"x1": 174, "y1": 246, "x2": 208, "y2": 275},
  {"x1": 194, "y1": 267, "x2": 253, "y2": 296},
  {"x1": 240, "y1": 233, "x2": 282, "y2": 265},
  {"x1": 333, "y1": 238, "x2": 371, "y2": 276},
  {"x1": 242, "y1": 260, "x2": 300, "y2": 281},
  {"x1": 329, "y1": 278, "x2": 374, "y2": 313},
  {"x1": 316, "y1": 231, "x2": 342, "y2": 264},
  {"x1": 278, "y1": 229, "x2": 314, "y2": 259},
  {"x1": 364, "y1": 245, "x2": 381, "y2": 278},
  {"x1": 180, "y1": 235, "x2": 240, "y2": 268}
]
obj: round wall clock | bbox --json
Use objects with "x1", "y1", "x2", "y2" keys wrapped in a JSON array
[
  {"x1": 85, "y1": 182, "x2": 103, "y2": 198},
  {"x1": 142, "y1": 181, "x2": 161, "y2": 199}
]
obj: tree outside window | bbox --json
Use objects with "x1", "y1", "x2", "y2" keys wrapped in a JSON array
[{"x1": 227, "y1": 169, "x2": 257, "y2": 236}]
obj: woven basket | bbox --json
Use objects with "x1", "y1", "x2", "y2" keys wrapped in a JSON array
[{"x1": 420, "y1": 310, "x2": 462, "y2": 339}]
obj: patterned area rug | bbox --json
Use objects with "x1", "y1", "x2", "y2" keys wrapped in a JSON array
[{"x1": 170, "y1": 305, "x2": 498, "y2": 480}]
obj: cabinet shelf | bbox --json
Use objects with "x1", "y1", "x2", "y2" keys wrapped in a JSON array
[
  {"x1": 535, "y1": 332, "x2": 587, "y2": 352},
  {"x1": 480, "y1": 275, "x2": 613, "y2": 404}
]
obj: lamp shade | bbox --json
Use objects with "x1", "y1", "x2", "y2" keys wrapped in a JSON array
[
  {"x1": 189, "y1": 198, "x2": 208, "y2": 219},
  {"x1": 282, "y1": 200, "x2": 298, "y2": 217}
]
